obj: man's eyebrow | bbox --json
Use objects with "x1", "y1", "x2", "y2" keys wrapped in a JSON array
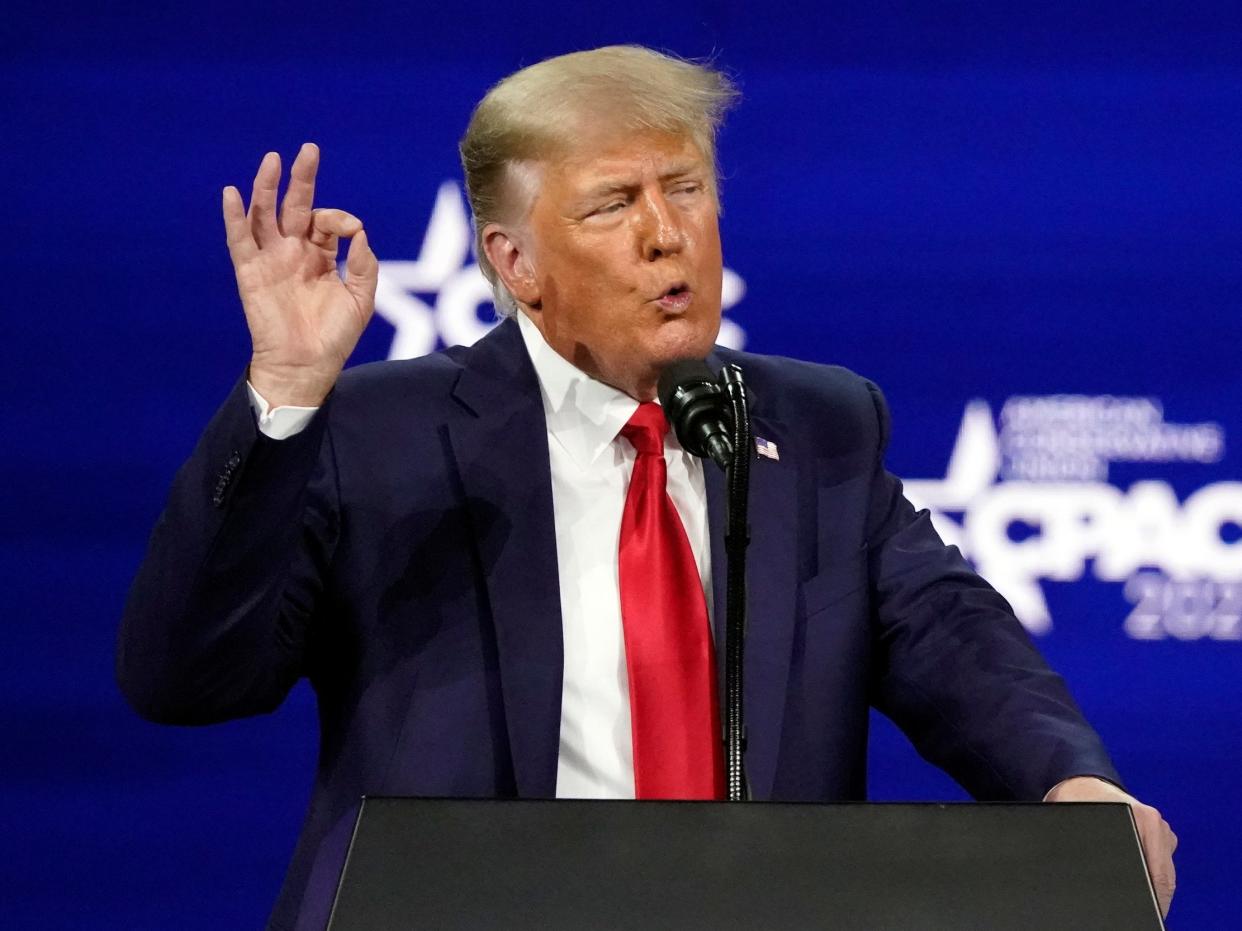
[
  {"x1": 658, "y1": 162, "x2": 703, "y2": 181},
  {"x1": 579, "y1": 163, "x2": 706, "y2": 201},
  {"x1": 581, "y1": 179, "x2": 635, "y2": 200}
]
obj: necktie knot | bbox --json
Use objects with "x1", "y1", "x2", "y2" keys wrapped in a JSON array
[{"x1": 620, "y1": 402, "x2": 668, "y2": 457}]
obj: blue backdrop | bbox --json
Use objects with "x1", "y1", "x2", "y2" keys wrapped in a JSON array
[{"x1": 4, "y1": 4, "x2": 1239, "y2": 927}]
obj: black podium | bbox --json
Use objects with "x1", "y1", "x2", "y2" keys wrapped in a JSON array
[{"x1": 326, "y1": 798, "x2": 1162, "y2": 930}]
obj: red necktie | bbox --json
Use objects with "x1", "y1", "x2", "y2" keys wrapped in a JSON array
[{"x1": 618, "y1": 402, "x2": 724, "y2": 800}]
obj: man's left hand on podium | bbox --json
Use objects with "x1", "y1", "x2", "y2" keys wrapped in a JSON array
[{"x1": 1045, "y1": 775, "x2": 1177, "y2": 919}]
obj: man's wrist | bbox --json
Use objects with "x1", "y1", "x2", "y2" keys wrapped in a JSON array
[{"x1": 247, "y1": 360, "x2": 337, "y2": 409}]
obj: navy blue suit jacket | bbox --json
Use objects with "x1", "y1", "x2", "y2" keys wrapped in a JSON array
[{"x1": 119, "y1": 317, "x2": 1120, "y2": 930}]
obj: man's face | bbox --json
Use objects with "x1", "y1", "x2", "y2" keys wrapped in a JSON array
[{"x1": 516, "y1": 127, "x2": 724, "y2": 400}]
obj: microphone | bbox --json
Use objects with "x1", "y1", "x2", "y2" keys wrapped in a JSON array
[{"x1": 658, "y1": 360, "x2": 733, "y2": 470}]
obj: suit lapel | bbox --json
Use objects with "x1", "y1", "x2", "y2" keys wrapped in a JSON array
[
  {"x1": 740, "y1": 410, "x2": 798, "y2": 800},
  {"x1": 448, "y1": 319, "x2": 563, "y2": 798}
]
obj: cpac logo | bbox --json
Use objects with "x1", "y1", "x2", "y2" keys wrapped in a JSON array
[
  {"x1": 373, "y1": 182, "x2": 748, "y2": 360},
  {"x1": 905, "y1": 397, "x2": 1241, "y2": 641}
]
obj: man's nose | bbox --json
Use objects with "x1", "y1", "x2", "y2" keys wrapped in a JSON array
[{"x1": 637, "y1": 190, "x2": 686, "y2": 260}]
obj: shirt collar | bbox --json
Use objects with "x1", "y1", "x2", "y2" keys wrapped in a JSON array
[{"x1": 517, "y1": 311, "x2": 640, "y2": 469}]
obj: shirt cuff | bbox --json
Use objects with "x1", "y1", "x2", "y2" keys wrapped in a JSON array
[{"x1": 246, "y1": 381, "x2": 320, "y2": 440}]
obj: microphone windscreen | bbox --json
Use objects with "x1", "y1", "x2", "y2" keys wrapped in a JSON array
[{"x1": 658, "y1": 359, "x2": 716, "y2": 411}]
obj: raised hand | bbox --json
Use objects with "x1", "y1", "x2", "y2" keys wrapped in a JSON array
[{"x1": 222, "y1": 143, "x2": 379, "y2": 408}]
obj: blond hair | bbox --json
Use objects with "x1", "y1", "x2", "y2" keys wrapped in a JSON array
[{"x1": 459, "y1": 45, "x2": 739, "y2": 315}]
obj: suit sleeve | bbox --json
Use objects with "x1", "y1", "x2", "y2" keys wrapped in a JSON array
[
  {"x1": 117, "y1": 375, "x2": 339, "y2": 725},
  {"x1": 861, "y1": 381, "x2": 1123, "y2": 800}
]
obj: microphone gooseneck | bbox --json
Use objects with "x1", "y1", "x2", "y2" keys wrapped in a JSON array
[
  {"x1": 718, "y1": 362, "x2": 752, "y2": 802},
  {"x1": 657, "y1": 360, "x2": 733, "y2": 470},
  {"x1": 657, "y1": 358, "x2": 753, "y2": 802}
]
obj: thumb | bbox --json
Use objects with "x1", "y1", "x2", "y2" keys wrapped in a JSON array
[{"x1": 344, "y1": 229, "x2": 379, "y2": 309}]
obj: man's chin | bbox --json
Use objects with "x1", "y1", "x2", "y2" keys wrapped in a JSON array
[
  {"x1": 649, "y1": 317, "x2": 722, "y2": 365},
  {"x1": 591, "y1": 319, "x2": 722, "y2": 399}
]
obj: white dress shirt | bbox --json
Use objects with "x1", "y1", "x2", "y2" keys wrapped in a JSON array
[{"x1": 246, "y1": 312, "x2": 713, "y2": 799}]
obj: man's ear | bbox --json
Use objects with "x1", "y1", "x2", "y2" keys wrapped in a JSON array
[{"x1": 482, "y1": 224, "x2": 540, "y2": 308}]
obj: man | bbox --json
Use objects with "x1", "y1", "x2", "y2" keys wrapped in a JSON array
[{"x1": 119, "y1": 46, "x2": 1176, "y2": 930}]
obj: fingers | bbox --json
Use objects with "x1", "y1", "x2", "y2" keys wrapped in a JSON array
[
  {"x1": 309, "y1": 208, "x2": 364, "y2": 251},
  {"x1": 1153, "y1": 816, "x2": 1177, "y2": 917},
  {"x1": 279, "y1": 142, "x2": 319, "y2": 238},
  {"x1": 222, "y1": 185, "x2": 256, "y2": 262},
  {"x1": 1152, "y1": 857, "x2": 1175, "y2": 918},
  {"x1": 1150, "y1": 840, "x2": 1176, "y2": 917},
  {"x1": 226, "y1": 146, "x2": 371, "y2": 309},
  {"x1": 344, "y1": 229, "x2": 379, "y2": 309},
  {"x1": 1133, "y1": 805, "x2": 1176, "y2": 917},
  {"x1": 248, "y1": 151, "x2": 282, "y2": 246}
]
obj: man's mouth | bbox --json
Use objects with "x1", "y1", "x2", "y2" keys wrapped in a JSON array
[{"x1": 655, "y1": 282, "x2": 692, "y2": 311}]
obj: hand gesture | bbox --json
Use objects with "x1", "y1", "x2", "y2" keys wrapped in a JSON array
[{"x1": 222, "y1": 143, "x2": 378, "y2": 408}]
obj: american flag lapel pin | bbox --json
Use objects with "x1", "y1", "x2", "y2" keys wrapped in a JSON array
[{"x1": 755, "y1": 436, "x2": 780, "y2": 461}]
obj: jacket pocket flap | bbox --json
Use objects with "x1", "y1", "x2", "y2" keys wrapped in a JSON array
[{"x1": 799, "y1": 554, "x2": 867, "y2": 619}]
